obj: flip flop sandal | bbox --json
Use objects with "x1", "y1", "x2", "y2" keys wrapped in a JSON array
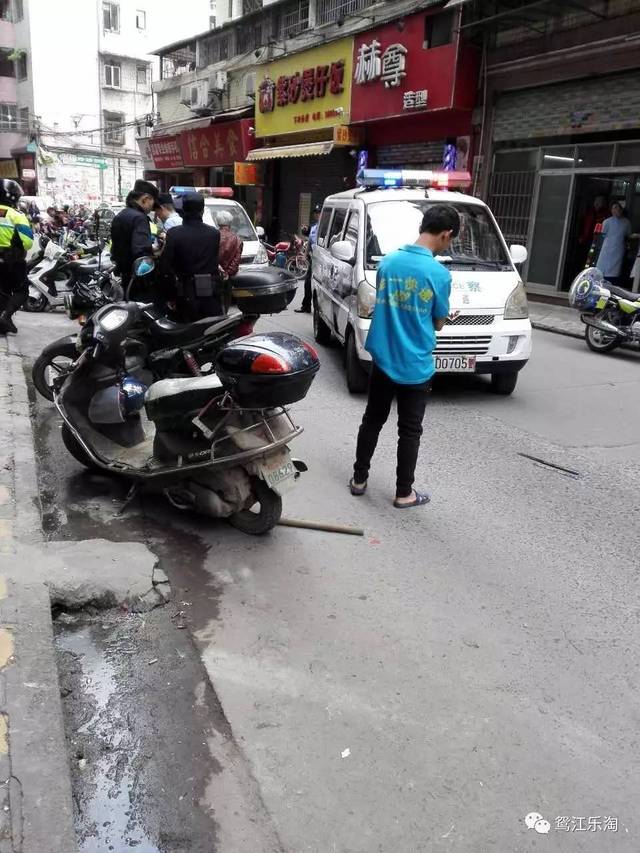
[
  {"x1": 393, "y1": 491, "x2": 431, "y2": 509},
  {"x1": 349, "y1": 478, "x2": 367, "y2": 496}
]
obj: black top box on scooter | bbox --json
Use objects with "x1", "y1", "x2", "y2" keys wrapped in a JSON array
[
  {"x1": 231, "y1": 268, "x2": 297, "y2": 315},
  {"x1": 215, "y1": 332, "x2": 319, "y2": 408}
]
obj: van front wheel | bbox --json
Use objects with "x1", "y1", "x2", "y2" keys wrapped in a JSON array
[
  {"x1": 345, "y1": 330, "x2": 368, "y2": 394},
  {"x1": 490, "y1": 370, "x2": 518, "y2": 395}
]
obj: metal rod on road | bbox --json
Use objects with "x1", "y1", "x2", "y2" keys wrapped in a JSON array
[{"x1": 278, "y1": 517, "x2": 365, "y2": 536}]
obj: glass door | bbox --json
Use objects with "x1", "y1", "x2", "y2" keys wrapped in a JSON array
[{"x1": 527, "y1": 174, "x2": 573, "y2": 289}]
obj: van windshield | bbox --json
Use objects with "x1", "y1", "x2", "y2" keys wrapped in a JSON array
[
  {"x1": 203, "y1": 203, "x2": 256, "y2": 240},
  {"x1": 365, "y1": 200, "x2": 511, "y2": 270}
]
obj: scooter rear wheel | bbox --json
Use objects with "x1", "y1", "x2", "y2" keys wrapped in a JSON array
[
  {"x1": 228, "y1": 477, "x2": 282, "y2": 535},
  {"x1": 24, "y1": 287, "x2": 48, "y2": 312},
  {"x1": 32, "y1": 341, "x2": 77, "y2": 401}
]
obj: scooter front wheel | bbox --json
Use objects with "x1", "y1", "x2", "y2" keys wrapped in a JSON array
[
  {"x1": 585, "y1": 324, "x2": 621, "y2": 353},
  {"x1": 228, "y1": 477, "x2": 282, "y2": 535},
  {"x1": 32, "y1": 341, "x2": 77, "y2": 401},
  {"x1": 24, "y1": 286, "x2": 48, "y2": 312}
]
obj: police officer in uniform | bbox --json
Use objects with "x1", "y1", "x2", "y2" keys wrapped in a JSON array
[
  {"x1": 0, "y1": 180, "x2": 34, "y2": 335},
  {"x1": 160, "y1": 193, "x2": 223, "y2": 321},
  {"x1": 110, "y1": 179, "x2": 158, "y2": 283}
]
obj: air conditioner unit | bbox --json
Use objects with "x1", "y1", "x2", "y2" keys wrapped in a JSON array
[
  {"x1": 179, "y1": 84, "x2": 192, "y2": 106},
  {"x1": 209, "y1": 70, "x2": 228, "y2": 93},
  {"x1": 180, "y1": 80, "x2": 210, "y2": 111},
  {"x1": 244, "y1": 73, "x2": 256, "y2": 97}
]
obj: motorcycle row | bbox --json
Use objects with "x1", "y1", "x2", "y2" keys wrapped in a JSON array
[{"x1": 32, "y1": 258, "x2": 319, "y2": 536}]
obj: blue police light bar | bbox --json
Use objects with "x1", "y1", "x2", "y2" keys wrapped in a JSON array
[
  {"x1": 169, "y1": 186, "x2": 234, "y2": 198},
  {"x1": 357, "y1": 169, "x2": 472, "y2": 190}
]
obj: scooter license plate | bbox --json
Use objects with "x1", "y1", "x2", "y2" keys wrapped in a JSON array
[{"x1": 259, "y1": 451, "x2": 296, "y2": 496}]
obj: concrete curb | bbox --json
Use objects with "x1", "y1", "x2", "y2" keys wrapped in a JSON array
[
  {"x1": 531, "y1": 321, "x2": 584, "y2": 340},
  {"x1": 0, "y1": 338, "x2": 77, "y2": 853}
]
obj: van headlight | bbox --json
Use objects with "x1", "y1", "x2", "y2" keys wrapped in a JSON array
[
  {"x1": 504, "y1": 282, "x2": 529, "y2": 320},
  {"x1": 254, "y1": 243, "x2": 268, "y2": 264},
  {"x1": 357, "y1": 280, "x2": 376, "y2": 319}
]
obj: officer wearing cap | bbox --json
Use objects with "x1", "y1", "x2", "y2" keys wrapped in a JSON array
[
  {"x1": 296, "y1": 203, "x2": 322, "y2": 314},
  {"x1": 156, "y1": 193, "x2": 182, "y2": 232},
  {"x1": 160, "y1": 192, "x2": 223, "y2": 321},
  {"x1": 0, "y1": 179, "x2": 34, "y2": 335},
  {"x1": 110, "y1": 179, "x2": 159, "y2": 283}
]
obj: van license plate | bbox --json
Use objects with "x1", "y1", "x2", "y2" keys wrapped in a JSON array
[
  {"x1": 435, "y1": 355, "x2": 476, "y2": 373},
  {"x1": 260, "y1": 453, "x2": 296, "y2": 495}
]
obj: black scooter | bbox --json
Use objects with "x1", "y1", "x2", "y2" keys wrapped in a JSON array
[{"x1": 53, "y1": 299, "x2": 319, "y2": 535}]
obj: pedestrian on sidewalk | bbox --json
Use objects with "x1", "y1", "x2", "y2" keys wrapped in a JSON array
[
  {"x1": 0, "y1": 179, "x2": 34, "y2": 335},
  {"x1": 216, "y1": 209, "x2": 243, "y2": 280},
  {"x1": 295, "y1": 204, "x2": 321, "y2": 314},
  {"x1": 350, "y1": 204, "x2": 459, "y2": 508},
  {"x1": 597, "y1": 203, "x2": 632, "y2": 286}
]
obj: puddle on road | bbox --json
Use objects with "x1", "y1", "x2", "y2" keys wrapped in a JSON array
[{"x1": 56, "y1": 623, "x2": 160, "y2": 853}]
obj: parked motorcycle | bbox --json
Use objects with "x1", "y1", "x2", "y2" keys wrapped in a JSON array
[
  {"x1": 32, "y1": 260, "x2": 297, "y2": 401},
  {"x1": 568, "y1": 267, "x2": 640, "y2": 353},
  {"x1": 25, "y1": 236, "x2": 115, "y2": 312},
  {"x1": 263, "y1": 232, "x2": 309, "y2": 276},
  {"x1": 51, "y1": 298, "x2": 319, "y2": 535}
]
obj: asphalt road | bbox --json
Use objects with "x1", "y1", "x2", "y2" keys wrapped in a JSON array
[{"x1": 17, "y1": 305, "x2": 640, "y2": 852}]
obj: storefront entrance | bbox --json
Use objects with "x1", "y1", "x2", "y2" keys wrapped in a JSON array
[{"x1": 489, "y1": 140, "x2": 640, "y2": 295}]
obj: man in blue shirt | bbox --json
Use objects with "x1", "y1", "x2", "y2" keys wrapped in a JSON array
[{"x1": 350, "y1": 204, "x2": 459, "y2": 508}]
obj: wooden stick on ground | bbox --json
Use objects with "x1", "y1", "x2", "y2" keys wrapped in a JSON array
[{"x1": 277, "y1": 517, "x2": 365, "y2": 536}]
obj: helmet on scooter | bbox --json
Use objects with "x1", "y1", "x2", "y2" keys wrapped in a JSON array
[
  {"x1": 0, "y1": 179, "x2": 24, "y2": 208},
  {"x1": 568, "y1": 267, "x2": 609, "y2": 311}
]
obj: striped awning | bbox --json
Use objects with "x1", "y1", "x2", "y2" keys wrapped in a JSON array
[{"x1": 247, "y1": 142, "x2": 334, "y2": 161}]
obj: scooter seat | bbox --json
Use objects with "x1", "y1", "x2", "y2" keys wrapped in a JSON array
[
  {"x1": 145, "y1": 374, "x2": 224, "y2": 426},
  {"x1": 609, "y1": 284, "x2": 640, "y2": 304},
  {"x1": 152, "y1": 314, "x2": 237, "y2": 344}
]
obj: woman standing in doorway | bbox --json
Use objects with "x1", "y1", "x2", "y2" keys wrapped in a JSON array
[{"x1": 596, "y1": 203, "x2": 633, "y2": 286}]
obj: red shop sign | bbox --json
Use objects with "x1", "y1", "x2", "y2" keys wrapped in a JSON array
[
  {"x1": 179, "y1": 119, "x2": 254, "y2": 167},
  {"x1": 149, "y1": 135, "x2": 184, "y2": 170},
  {"x1": 350, "y1": 12, "x2": 478, "y2": 124}
]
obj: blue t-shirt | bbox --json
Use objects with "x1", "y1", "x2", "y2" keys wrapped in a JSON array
[{"x1": 365, "y1": 244, "x2": 451, "y2": 384}]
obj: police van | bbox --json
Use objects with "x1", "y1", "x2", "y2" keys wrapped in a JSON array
[{"x1": 311, "y1": 169, "x2": 531, "y2": 395}]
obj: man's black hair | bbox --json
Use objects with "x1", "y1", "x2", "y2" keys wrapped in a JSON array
[{"x1": 420, "y1": 204, "x2": 460, "y2": 238}]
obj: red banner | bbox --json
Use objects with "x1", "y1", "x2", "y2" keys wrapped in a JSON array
[
  {"x1": 179, "y1": 119, "x2": 254, "y2": 168},
  {"x1": 351, "y1": 13, "x2": 478, "y2": 124},
  {"x1": 149, "y1": 135, "x2": 184, "y2": 170}
]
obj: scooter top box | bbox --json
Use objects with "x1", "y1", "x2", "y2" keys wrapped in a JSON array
[
  {"x1": 216, "y1": 331, "x2": 319, "y2": 408},
  {"x1": 230, "y1": 267, "x2": 297, "y2": 315}
]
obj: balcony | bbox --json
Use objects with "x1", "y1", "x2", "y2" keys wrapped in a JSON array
[
  {"x1": 316, "y1": 0, "x2": 370, "y2": 26},
  {"x1": 160, "y1": 43, "x2": 196, "y2": 79},
  {"x1": 242, "y1": 0, "x2": 263, "y2": 15}
]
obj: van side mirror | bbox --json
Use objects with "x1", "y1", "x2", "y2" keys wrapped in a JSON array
[
  {"x1": 330, "y1": 240, "x2": 356, "y2": 265},
  {"x1": 256, "y1": 226, "x2": 265, "y2": 239},
  {"x1": 510, "y1": 244, "x2": 528, "y2": 265}
]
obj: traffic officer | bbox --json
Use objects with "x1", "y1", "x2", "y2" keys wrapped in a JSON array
[
  {"x1": 0, "y1": 179, "x2": 34, "y2": 335},
  {"x1": 160, "y1": 192, "x2": 223, "y2": 321},
  {"x1": 295, "y1": 203, "x2": 321, "y2": 314},
  {"x1": 110, "y1": 179, "x2": 158, "y2": 283}
]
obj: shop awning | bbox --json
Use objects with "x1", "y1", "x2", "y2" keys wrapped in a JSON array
[{"x1": 247, "y1": 142, "x2": 334, "y2": 161}]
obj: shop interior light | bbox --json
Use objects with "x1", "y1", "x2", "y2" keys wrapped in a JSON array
[
  {"x1": 358, "y1": 169, "x2": 472, "y2": 190},
  {"x1": 169, "y1": 186, "x2": 235, "y2": 198}
]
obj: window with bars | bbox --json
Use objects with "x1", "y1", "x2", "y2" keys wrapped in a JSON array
[
  {"x1": 0, "y1": 104, "x2": 17, "y2": 130},
  {"x1": 136, "y1": 9, "x2": 146, "y2": 29},
  {"x1": 200, "y1": 33, "x2": 231, "y2": 65},
  {"x1": 236, "y1": 20, "x2": 262, "y2": 53},
  {"x1": 279, "y1": 0, "x2": 309, "y2": 38},
  {"x1": 19, "y1": 105, "x2": 28, "y2": 130},
  {"x1": 242, "y1": 0, "x2": 262, "y2": 14},
  {"x1": 103, "y1": 2, "x2": 119, "y2": 32},
  {"x1": 316, "y1": 0, "x2": 368, "y2": 26},
  {"x1": 13, "y1": 0, "x2": 23, "y2": 20},
  {"x1": 104, "y1": 62, "x2": 121, "y2": 88},
  {"x1": 104, "y1": 111, "x2": 125, "y2": 145},
  {"x1": 16, "y1": 52, "x2": 27, "y2": 80},
  {"x1": 0, "y1": 48, "x2": 13, "y2": 78},
  {"x1": 136, "y1": 65, "x2": 148, "y2": 87},
  {"x1": 0, "y1": 1, "x2": 11, "y2": 22}
]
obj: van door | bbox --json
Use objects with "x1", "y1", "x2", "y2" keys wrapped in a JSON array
[
  {"x1": 333, "y1": 208, "x2": 360, "y2": 340},
  {"x1": 312, "y1": 205, "x2": 334, "y2": 318},
  {"x1": 324, "y1": 205, "x2": 348, "y2": 332}
]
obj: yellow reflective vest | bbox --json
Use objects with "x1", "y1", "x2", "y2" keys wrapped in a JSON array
[{"x1": 0, "y1": 205, "x2": 34, "y2": 252}]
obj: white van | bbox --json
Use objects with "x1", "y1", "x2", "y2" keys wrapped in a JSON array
[{"x1": 311, "y1": 170, "x2": 531, "y2": 395}]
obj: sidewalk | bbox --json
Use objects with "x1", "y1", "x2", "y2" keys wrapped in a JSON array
[
  {"x1": 0, "y1": 335, "x2": 77, "y2": 853},
  {"x1": 528, "y1": 299, "x2": 584, "y2": 339}
]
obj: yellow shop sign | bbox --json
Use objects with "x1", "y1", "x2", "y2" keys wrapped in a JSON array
[{"x1": 255, "y1": 39, "x2": 353, "y2": 138}]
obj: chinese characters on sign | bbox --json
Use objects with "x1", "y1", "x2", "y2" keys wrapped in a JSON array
[
  {"x1": 556, "y1": 816, "x2": 618, "y2": 832},
  {"x1": 354, "y1": 41, "x2": 407, "y2": 88},
  {"x1": 260, "y1": 61, "x2": 346, "y2": 112},
  {"x1": 178, "y1": 119, "x2": 252, "y2": 167},
  {"x1": 403, "y1": 90, "x2": 428, "y2": 110},
  {"x1": 333, "y1": 125, "x2": 364, "y2": 146},
  {"x1": 149, "y1": 135, "x2": 184, "y2": 170}
]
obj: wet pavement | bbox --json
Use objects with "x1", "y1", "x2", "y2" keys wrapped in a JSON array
[{"x1": 17, "y1": 307, "x2": 640, "y2": 852}]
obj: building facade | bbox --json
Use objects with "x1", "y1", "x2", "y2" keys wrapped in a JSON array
[
  {"x1": 467, "y1": 0, "x2": 640, "y2": 295},
  {"x1": 0, "y1": 0, "x2": 210, "y2": 204}
]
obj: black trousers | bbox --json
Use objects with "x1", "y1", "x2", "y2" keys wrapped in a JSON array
[
  {"x1": 0, "y1": 258, "x2": 27, "y2": 317},
  {"x1": 300, "y1": 259, "x2": 312, "y2": 311},
  {"x1": 353, "y1": 363, "x2": 431, "y2": 498}
]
